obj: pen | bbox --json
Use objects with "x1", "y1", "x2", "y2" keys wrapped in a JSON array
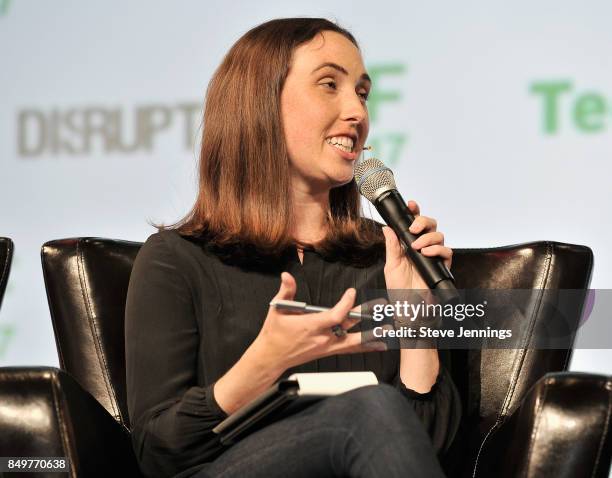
[
  {"x1": 270, "y1": 299, "x2": 374, "y2": 338},
  {"x1": 269, "y1": 299, "x2": 374, "y2": 321}
]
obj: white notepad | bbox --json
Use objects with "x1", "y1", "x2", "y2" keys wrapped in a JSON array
[{"x1": 287, "y1": 371, "x2": 378, "y2": 396}]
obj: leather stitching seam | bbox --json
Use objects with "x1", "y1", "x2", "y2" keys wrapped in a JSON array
[{"x1": 76, "y1": 240, "x2": 122, "y2": 422}]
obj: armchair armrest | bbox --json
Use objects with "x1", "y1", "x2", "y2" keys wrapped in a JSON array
[
  {"x1": 0, "y1": 367, "x2": 143, "y2": 477},
  {"x1": 474, "y1": 372, "x2": 612, "y2": 478}
]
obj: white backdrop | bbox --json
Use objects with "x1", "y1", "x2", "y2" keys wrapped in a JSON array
[{"x1": 1, "y1": 0, "x2": 611, "y2": 374}]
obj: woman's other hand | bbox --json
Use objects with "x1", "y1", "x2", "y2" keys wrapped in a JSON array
[
  {"x1": 251, "y1": 272, "x2": 386, "y2": 373},
  {"x1": 382, "y1": 200, "x2": 452, "y2": 291},
  {"x1": 215, "y1": 272, "x2": 385, "y2": 415}
]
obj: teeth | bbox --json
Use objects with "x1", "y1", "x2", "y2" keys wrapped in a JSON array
[{"x1": 326, "y1": 136, "x2": 354, "y2": 152}]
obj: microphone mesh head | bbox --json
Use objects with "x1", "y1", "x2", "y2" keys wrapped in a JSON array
[{"x1": 353, "y1": 157, "x2": 397, "y2": 202}]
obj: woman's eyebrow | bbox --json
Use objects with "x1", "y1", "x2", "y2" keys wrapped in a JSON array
[{"x1": 311, "y1": 62, "x2": 371, "y2": 84}]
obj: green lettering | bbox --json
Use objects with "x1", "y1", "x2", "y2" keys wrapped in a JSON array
[
  {"x1": 367, "y1": 64, "x2": 405, "y2": 123},
  {"x1": 530, "y1": 81, "x2": 572, "y2": 134},
  {"x1": 573, "y1": 93, "x2": 606, "y2": 132},
  {"x1": 386, "y1": 133, "x2": 407, "y2": 166},
  {"x1": 0, "y1": 0, "x2": 11, "y2": 16},
  {"x1": 365, "y1": 133, "x2": 407, "y2": 166}
]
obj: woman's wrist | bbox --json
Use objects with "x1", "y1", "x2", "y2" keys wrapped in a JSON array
[
  {"x1": 213, "y1": 337, "x2": 286, "y2": 415},
  {"x1": 399, "y1": 348, "x2": 440, "y2": 394},
  {"x1": 244, "y1": 336, "x2": 288, "y2": 379}
]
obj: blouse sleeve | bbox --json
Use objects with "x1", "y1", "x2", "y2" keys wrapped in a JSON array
[
  {"x1": 125, "y1": 233, "x2": 227, "y2": 478},
  {"x1": 392, "y1": 350, "x2": 462, "y2": 455}
]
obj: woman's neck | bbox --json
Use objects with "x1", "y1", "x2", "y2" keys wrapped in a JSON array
[{"x1": 291, "y1": 185, "x2": 329, "y2": 245}]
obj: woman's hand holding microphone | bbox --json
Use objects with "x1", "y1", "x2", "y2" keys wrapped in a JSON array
[
  {"x1": 382, "y1": 200, "x2": 452, "y2": 291},
  {"x1": 382, "y1": 200, "x2": 452, "y2": 392}
]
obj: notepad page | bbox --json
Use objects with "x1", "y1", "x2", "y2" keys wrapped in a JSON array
[{"x1": 287, "y1": 372, "x2": 378, "y2": 396}]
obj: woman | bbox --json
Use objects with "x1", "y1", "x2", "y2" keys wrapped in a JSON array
[{"x1": 126, "y1": 18, "x2": 461, "y2": 478}]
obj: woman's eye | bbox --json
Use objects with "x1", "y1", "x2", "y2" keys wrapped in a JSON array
[
  {"x1": 358, "y1": 91, "x2": 370, "y2": 101},
  {"x1": 321, "y1": 80, "x2": 369, "y2": 101}
]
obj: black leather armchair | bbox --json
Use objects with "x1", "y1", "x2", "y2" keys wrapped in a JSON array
[
  {"x1": 0, "y1": 237, "x2": 14, "y2": 310},
  {"x1": 0, "y1": 238, "x2": 610, "y2": 477}
]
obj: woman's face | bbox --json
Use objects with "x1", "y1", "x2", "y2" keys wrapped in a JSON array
[{"x1": 281, "y1": 30, "x2": 371, "y2": 193}]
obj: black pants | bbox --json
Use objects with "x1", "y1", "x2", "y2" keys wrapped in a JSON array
[{"x1": 195, "y1": 383, "x2": 445, "y2": 478}]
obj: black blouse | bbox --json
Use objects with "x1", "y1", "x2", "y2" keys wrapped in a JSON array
[{"x1": 125, "y1": 229, "x2": 462, "y2": 478}]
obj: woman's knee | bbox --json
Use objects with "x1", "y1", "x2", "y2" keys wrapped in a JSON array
[
  {"x1": 321, "y1": 383, "x2": 420, "y2": 432},
  {"x1": 343, "y1": 383, "x2": 411, "y2": 411}
]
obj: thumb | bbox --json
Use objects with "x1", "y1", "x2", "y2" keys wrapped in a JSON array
[{"x1": 273, "y1": 272, "x2": 297, "y2": 301}]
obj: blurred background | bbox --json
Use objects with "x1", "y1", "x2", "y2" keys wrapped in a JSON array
[{"x1": 1, "y1": 1, "x2": 610, "y2": 374}]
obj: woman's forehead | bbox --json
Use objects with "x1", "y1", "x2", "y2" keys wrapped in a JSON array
[{"x1": 292, "y1": 31, "x2": 365, "y2": 72}]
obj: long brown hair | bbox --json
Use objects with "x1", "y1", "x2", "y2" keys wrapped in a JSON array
[{"x1": 165, "y1": 18, "x2": 384, "y2": 266}]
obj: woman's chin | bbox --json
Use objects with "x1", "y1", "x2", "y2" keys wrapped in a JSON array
[{"x1": 327, "y1": 171, "x2": 356, "y2": 189}]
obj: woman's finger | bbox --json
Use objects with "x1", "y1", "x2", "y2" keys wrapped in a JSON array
[
  {"x1": 408, "y1": 215, "x2": 437, "y2": 234},
  {"x1": 407, "y1": 200, "x2": 420, "y2": 216},
  {"x1": 316, "y1": 288, "x2": 356, "y2": 328},
  {"x1": 420, "y1": 244, "x2": 452, "y2": 258},
  {"x1": 271, "y1": 272, "x2": 297, "y2": 302},
  {"x1": 337, "y1": 315, "x2": 361, "y2": 332},
  {"x1": 336, "y1": 297, "x2": 388, "y2": 332},
  {"x1": 420, "y1": 245, "x2": 453, "y2": 268},
  {"x1": 411, "y1": 231, "x2": 445, "y2": 250}
]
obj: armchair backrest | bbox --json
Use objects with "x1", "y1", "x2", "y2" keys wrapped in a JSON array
[
  {"x1": 448, "y1": 242, "x2": 593, "y2": 473},
  {"x1": 42, "y1": 238, "x2": 140, "y2": 427},
  {"x1": 41, "y1": 237, "x2": 593, "y2": 472}
]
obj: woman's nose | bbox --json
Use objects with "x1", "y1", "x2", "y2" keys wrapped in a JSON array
[{"x1": 340, "y1": 92, "x2": 368, "y2": 124}]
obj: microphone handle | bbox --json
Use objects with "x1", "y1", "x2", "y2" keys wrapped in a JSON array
[{"x1": 375, "y1": 189, "x2": 460, "y2": 304}]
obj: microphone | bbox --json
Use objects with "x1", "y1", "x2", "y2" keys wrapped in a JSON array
[{"x1": 354, "y1": 157, "x2": 460, "y2": 305}]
